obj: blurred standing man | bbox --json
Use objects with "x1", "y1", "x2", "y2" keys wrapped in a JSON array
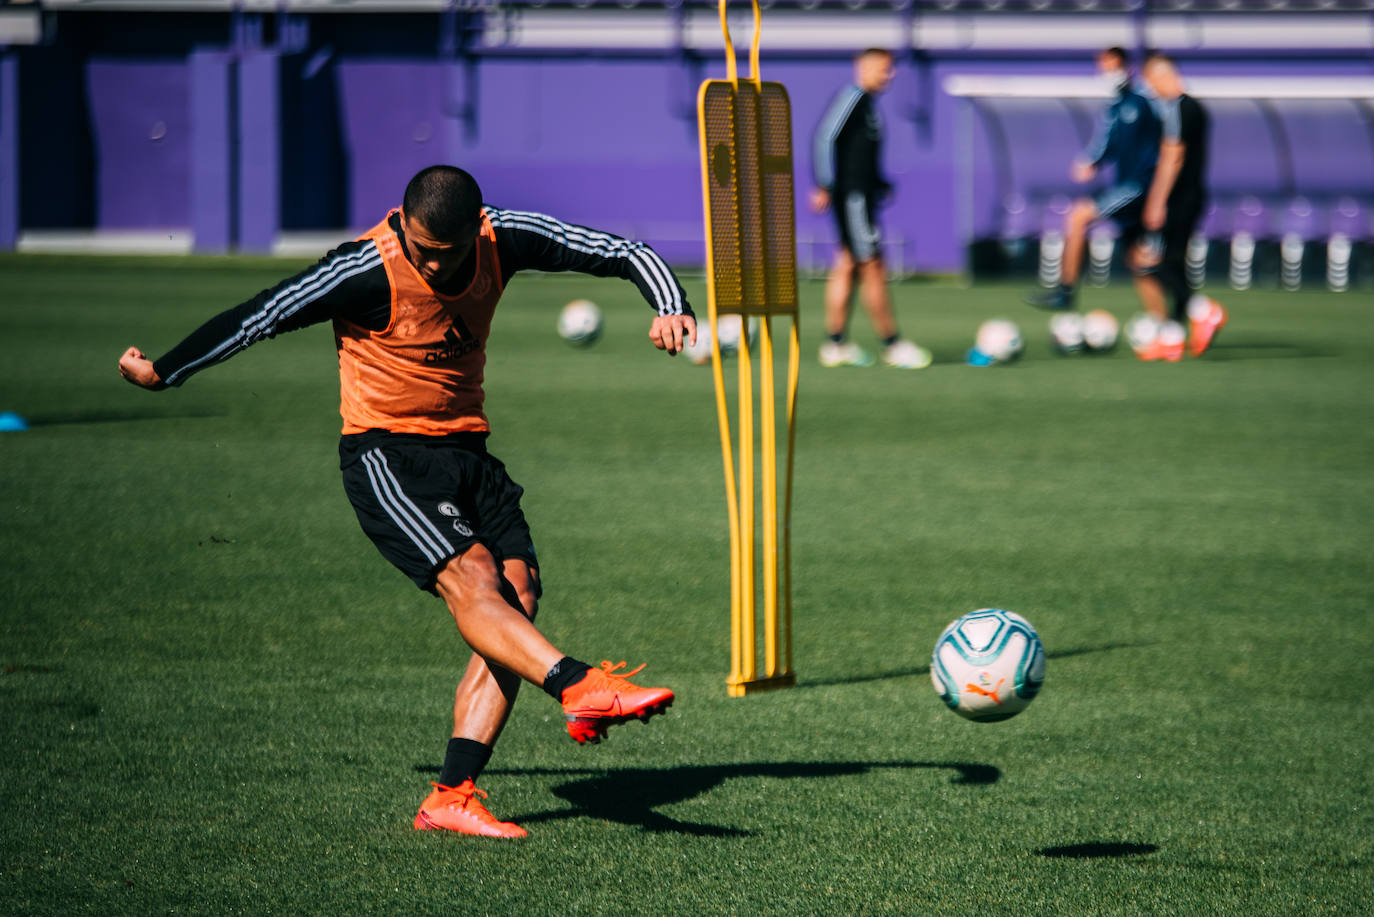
[
  {"x1": 118, "y1": 165, "x2": 694, "y2": 839},
  {"x1": 1026, "y1": 47, "x2": 1161, "y2": 312},
  {"x1": 1132, "y1": 52, "x2": 1228, "y2": 360},
  {"x1": 811, "y1": 47, "x2": 932, "y2": 369}
]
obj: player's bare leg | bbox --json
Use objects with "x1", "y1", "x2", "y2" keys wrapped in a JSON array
[
  {"x1": 1130, "y1": 246, "x2": 1169, "y2": 321},
  {"x1": 437, "y1": 543, "x2": 672, "y2": 746},
  {"x1": 449, "y1": 558, "x2": 540, "y2": 746},
  {"x1": 857, "y1": 257, "x2": 931, "y2": 368},
  {"x1": 1059, "y1": 201, "x2": 1096, "y2": 289},
  {"x1": 435, "y1": 544, "x2": 561, "y2": 686},
  {"x1": 819, "y1": 249, "x2": 873, "y2": 366},
  {"x1": 1128, "y1": 247, "x2": 1185, "y2": 362},
  {"x1": 415, "y1": 548, "x2": 551, "y2": 838},
  {"x1": 823, "y1": 248, "x2": 857, "y2": 338},
  {"x1": 856, "y1": 257, "x2": 897, "y2": 341}
]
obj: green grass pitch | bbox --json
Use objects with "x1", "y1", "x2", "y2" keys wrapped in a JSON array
[{"x1": 1, "y1": 254, "x2": 1371, "y2": 914}]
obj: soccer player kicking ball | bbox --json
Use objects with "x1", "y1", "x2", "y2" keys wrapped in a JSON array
[
  {"x1": 118, "y1": 165, "x2": 694, "y2": 839},
  {"x1": 1025, "y1": 47, "x2": 1161, "y2": 314}
]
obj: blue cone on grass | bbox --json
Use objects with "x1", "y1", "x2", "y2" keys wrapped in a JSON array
[{"x1": 0, "y1": 411, "x2": 29, "y2": 432}]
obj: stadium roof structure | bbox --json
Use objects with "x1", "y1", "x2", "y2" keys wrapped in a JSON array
[
  {"x1": 18, "y1": 0, "x2": 1374, "y2": 10},
  {"x1": 944, "y1": 74, "x2": 1374, "y2": 99}
]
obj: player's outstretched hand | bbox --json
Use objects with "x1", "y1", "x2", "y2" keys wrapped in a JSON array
[
  {"x1": 118, "y1": 347, "x2": 167, "y2": 390},
  {"x1": 809, "y1": 188, "x2": 831, "y2": 214},
  {"x1": 1071, "y1": 161, "x2": 1096, "y2": 184},
  {"x1": 650, "y1": 314, "x2": 697, "y2": 356}
]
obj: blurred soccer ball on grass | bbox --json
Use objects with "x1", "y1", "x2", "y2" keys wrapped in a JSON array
[
  {"x1": 1049, "y1": 312, "x2": 1086, "y2": 355},
  {"x1": 557, "y1": 299, "x2": 603, "y2": 346},
  {"x1": 683, "y1": 314, "x2": 760, "y2": 365},
  {"x1": 1081, "y1": 309, "x2": 1120, "y2": 352},
  {"x1": 972, "y1": 318, "x2": 1025, "y2": 364}
]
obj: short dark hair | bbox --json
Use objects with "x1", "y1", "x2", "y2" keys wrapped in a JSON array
[
  {"x1": 1100, "y1": 46, "x2": 1129, "y2": 69},
  {"x1": 1144, "y1": 50, "x2": 1175, "y2": 67},
  {"x1": 402, "y1": 165, "x2": 484, "y2": 241},
  {"x1": 856, "y1": 47, "x2": 893, "y2": 62}
]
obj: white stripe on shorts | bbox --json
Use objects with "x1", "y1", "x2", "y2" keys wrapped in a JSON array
[
  {"x1": 1097, "y1": 183, "x2": 1142, "y2": 219},
  {"x1": 845, "y1": 192, "x2": 880, "y2": 261},
  {"x1": 361, "y1": 449, "x2": 454, "y2": 567}
]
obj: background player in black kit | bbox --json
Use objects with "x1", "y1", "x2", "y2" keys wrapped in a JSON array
[
  {"x1": 1135, "y1": 52, "x2": 1229, "y2": 359},
  {"x1": 118, "y1": 165, "x2": 696, "y2": 839},
  {"x1": 810, "y1": 48, "x2": 931, "y2": 370}
]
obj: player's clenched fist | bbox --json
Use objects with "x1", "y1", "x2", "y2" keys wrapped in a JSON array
[{"x1": 118, "y1": 347, "x2": 166, "y2": 390}]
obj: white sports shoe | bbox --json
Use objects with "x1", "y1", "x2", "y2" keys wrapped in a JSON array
[
  {"x1": 882, "y1": 339, "x2": 933, "y2": 369},
  {"x1": 818, "y1": 340, "x2": 874, "y2": 367}
]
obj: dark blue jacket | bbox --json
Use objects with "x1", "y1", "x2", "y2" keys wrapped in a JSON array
[{"x1": 1082, "y1": 84, "x2": 1161, "y2": 190}]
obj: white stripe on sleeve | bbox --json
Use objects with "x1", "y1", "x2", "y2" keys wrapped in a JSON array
[{"x1": 163, "y1": 243, "x2": 384, "y2": 385}]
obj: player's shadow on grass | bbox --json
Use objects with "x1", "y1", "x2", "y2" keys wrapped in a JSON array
[
  {"x1": 802, "y1": 641, "x2": 1151, "y2": 689},
  {"x1": 420, "y1": 760, "x2": 999, "y2": 837}
]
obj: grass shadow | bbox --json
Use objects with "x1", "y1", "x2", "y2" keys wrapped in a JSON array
[
  {"x1": 1038, "y1": 841, "x2": 1159, "y2": 858},
  {"x1": 802, "y1": 641, "x2": 1153, "y2": 689},
  {"x1": 1201, "y1": 339, "x2": 1338, "y2": 361},
  {"x1": 24, "y1": 407, "x2": 227, "y2": 427},
  {"x1": 418, "y1": 760, "x2": 1000, "y2": 837}
]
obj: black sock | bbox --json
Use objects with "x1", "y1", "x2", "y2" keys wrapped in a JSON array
[
  {"x1": 881, "y1": 334, "x2": 899, "y2": 348},
  {"x1": 542, "y1": 656, "x2": 592, "y2": 701},
  {"x1": 828, "y1": 332, "x2": 845, "y2": 344},
  {"x1": 438, "y1": 737, "x2": 493, "y2": 788}
]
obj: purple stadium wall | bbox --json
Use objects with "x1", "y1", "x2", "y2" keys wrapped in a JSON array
[{"x1": 7, "y1": 10, "x2": 1374, "y2": 274}]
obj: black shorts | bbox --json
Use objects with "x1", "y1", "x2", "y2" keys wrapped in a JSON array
[
  {"x1": 833, "y1": 189, "x2": 882, "y2": 262},
  {"x1": 1093, "y1": 182, "x2": 1147, "y2": 248},
  {"x1": 339, "y1": 430, "x2": 538, "y2": 593}
]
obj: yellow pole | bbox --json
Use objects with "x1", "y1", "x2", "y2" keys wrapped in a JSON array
[
  {"x1": 784, "y1": 315, "x2": 800, "y2": 675},
  {"x1": 737, "y1": 313, "x2": 755, "y2": 686},
  {"x1": 760, "y1": 312, "x2": 779, "y2": 677}
]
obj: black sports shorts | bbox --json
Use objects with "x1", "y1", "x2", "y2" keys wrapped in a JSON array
[
  {"x1": 339, "y1": 430, "x2": 538, "y2": 593},
  {"x1": 1095, "y1": 182, "x2": 1146, "y2": 248},
  {"x1": 833, "y1": 189, "x2": 883, "y2": 262}
]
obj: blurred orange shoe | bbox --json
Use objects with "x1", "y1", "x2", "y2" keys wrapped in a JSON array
[
  {"x1": 413, "y1": 780, "x2": 527, "y2": 838},
  {"x1": 561, "y1": 661, "x2": 674, "y2": 744},
  {"x1": 1187, "y1": 297, "x2": 1228, "y2": 357}
]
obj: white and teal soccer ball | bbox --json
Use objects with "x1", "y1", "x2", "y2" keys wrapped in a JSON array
[
  {"x1": 931, "y1": 609, "x2": 1045, "y2": 722},
  {"x1": 682, "y1": 316, "x2": 755, "y2": 364},
  {"x1": 1081, "y1": 309, "x2": 1120, "y2": 353},
  {"x1": 557, "y1": 299, "x2": 603, "y2": 346},
  {"x1": 974, "y1": 319, "x2": 1025, "y2": 363},
  {"x1": 683, "y1": 321, "x2": 713, "y2": 365},
  {"x1": 1049, "y1": 312, "x2": 1085, "y2": 355},
  {"x1": 714, "y1": 314, "x2": 761, "y2": 356}
]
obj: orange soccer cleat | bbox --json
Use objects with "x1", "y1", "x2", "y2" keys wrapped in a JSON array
[
  {"x1": 560, "y1": 660, "x2": 674, "y2": 744},
  {"x1": 413, "y1": 781, "x2": 527, "y2": 838},
  {"x1": 1187, "y1": 297, "x2": 1229, "y2": 357}
]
